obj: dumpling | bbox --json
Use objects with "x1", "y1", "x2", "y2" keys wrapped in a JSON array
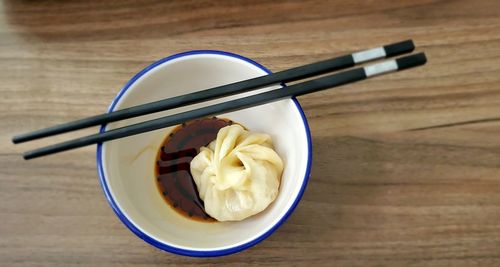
[{"x1": 190, "y1": 124, "x2": 284, "y2": 221}]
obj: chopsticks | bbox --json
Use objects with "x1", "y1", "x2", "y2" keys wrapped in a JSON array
[
  {"x1": 12, "y1": 40, "x2": 414, "y2": 144},
  {"x1": 21, "y1": 52, "x2": 427, "y2": 160}
]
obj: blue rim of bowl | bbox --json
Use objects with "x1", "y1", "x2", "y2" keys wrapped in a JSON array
[{"x1": 96, "y1": 50, "x2": 312, "y2": 257}]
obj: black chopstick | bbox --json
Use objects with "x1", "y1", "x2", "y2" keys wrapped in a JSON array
[
  {"x1": 23, "y1": 53, "x2": 427, "y2": 160},
  {"x1": 12, "y1": 40, "x2": 415, "y2": 144}
]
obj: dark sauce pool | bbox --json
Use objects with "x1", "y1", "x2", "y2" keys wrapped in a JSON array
[{"x1": 155, "y1": 117, "x2": 233, "y2": 222}]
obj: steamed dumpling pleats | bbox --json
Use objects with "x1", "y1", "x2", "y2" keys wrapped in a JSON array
[{"x1": 190, "y1": 124, "x2": 284, "y2": 221}]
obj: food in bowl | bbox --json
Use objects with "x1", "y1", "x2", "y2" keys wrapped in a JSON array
[
  {"x1": 191, "y1": 123, "x2": 283, "y2": 221},
  {"x1": 98, "y1": 50, "x2": 311, "y2": 256},
  {"x1": 155, "y1": 116, "x2": 284, "y2": 222}
]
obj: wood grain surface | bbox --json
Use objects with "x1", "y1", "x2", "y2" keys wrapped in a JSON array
[{"x1": 1, "y1": 0, "x2": 500, "y2": 266}]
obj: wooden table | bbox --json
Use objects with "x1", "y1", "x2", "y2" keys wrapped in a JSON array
[{"x1": 1, "y1": 1, "x2": 500, "y2": 266}]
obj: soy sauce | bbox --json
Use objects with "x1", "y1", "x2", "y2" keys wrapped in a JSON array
[{"x1": 155, "y1": 117, "x2": 233, "y2": 222}]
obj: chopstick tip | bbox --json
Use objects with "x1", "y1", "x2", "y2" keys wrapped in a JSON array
[
  {"x1": 384, "y1": 39, "x2": 415, "y2": 57},
  {"x1": 22, "y1": 151, "x2": 35, "y2": 160},
  {"x1": 396, "y1": 52, "x2": 427, "y2": 70},
  {"x1": 12, "y1": 135, "x2": 21, "y2": 144}
]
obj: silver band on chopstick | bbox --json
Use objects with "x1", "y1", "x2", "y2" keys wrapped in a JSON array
[
  {"x1": 352, "y1": 47, "x2": 386, "y2": 63},
  {"x1": 363, "y1": 60, "x2": 398, "y2": 77},
  {"x1": 351, "y1": 39, "x2": 415, "y2": 64}
]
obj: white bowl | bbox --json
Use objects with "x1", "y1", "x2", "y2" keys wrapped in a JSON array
[{"x1": 96, "y1": 51, "x2": 312, "y2": 257}]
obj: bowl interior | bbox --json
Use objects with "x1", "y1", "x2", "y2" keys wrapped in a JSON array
[{"x1": 99, "y1": 52, "x2": 310, "y2": 253}]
